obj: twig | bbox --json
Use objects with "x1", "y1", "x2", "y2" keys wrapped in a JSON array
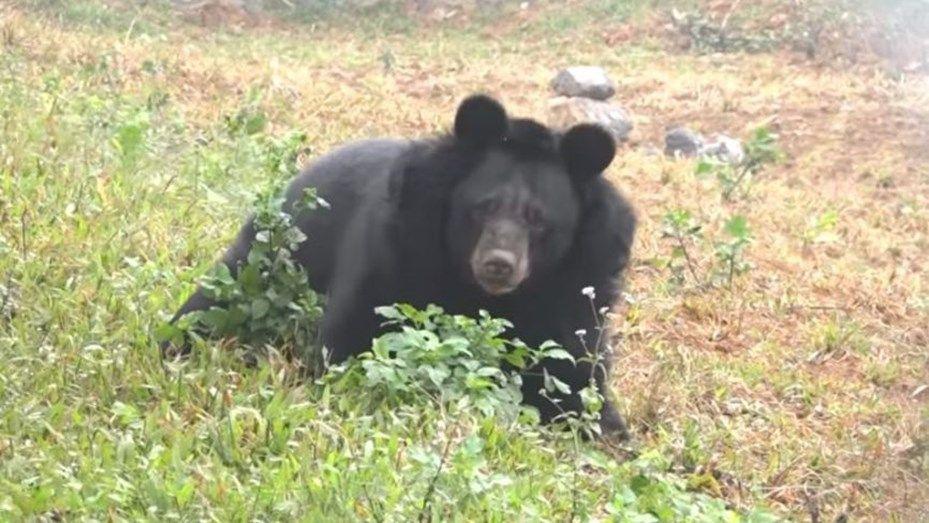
[
  {"x1": 570, "y1": 430, "x2": 581, "y2": 522},
  {"x1": 19, "y1": 210, "x2": 27, "y2": 258},
  {"x1": 787, "y1": 304, "x2": 852, "y2": 313},
  {"x1": 123, "y1": 16, "x2": 137, "y2": 43},
  {"x1": 675, "y1": 235, "x2": 701, "y2": 283},
  {"x1": 802, "y1": 488, "x2": 820, "y2": 523},
  {"x1": 720, "y1": 0, "x2": 742, "y2": 30},
  {"x1": 346, "y1": 440, "x2": 385, "y2": 523},
  {"x1": 723, "y1": 163, "x2": 753, "y2": 200},
  {"x1": 727, "y1": 254, "x2": 735, "y2": 290},
  {"x1": 418, "y1": 433, "x2": 454, "y2": 523}
]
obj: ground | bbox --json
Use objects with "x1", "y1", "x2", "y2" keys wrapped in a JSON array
[{"x1": 0, "y1": 0, "x2": 927, "y2": 520}]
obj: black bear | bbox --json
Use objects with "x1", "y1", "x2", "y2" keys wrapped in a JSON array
[{"x1": 165, "y1": 94, "x2": 637, "y2": 438}]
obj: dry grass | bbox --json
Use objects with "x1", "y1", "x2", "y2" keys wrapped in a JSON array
[{"x1": 4, "y1": 0, "x2": 928, "y2": 519}]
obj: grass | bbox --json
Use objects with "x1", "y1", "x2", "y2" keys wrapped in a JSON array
[{"x1": 1, "y1": 0, "x2": 928, "y2": 520}]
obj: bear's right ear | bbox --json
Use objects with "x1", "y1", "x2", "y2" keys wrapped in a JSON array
[
  {"x1": 560, "y1": 123, "x2": 616, "y2": 182},
  {"x1": 454, "y1": 94, "x2": 508, "y2": 147}
]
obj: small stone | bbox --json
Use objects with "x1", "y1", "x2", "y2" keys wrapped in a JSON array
[
  {"x1": 664, "y1": 126, "x2": 704, "y2": 158},
  {"x1": 550, "y1": 66, "x2": 616, "y2": 101},
  {"x1": 640, "y1": 144, "x2": 662, "y2": 157},
  {"x1": 722, "y1": 398, "x2": 746, "y2": 416},
  {"x1": 548, "y1": 96, "x2": 633, "y2": 142},
  {"x1": 701, "y1": 134, "x2": 745, "y2": 164}
]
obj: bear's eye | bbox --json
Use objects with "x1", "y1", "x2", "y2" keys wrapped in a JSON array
[
  {"x1": 471, "y1": 199, "x2": 499, "y2": 220},
  {"x1": 525, "y1": 207, "x2": 548, "y2": 233}
]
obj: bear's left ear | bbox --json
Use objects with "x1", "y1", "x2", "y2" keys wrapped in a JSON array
[
  {"x1": 560, "y1": 124, "x2": 616, "y2": 181},
  {"x1": 454, "y1": 94, "x2": 508, "y2": 147}
]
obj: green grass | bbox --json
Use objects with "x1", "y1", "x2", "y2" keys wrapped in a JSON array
[
  {"x1": 2, "y1": 0, "x2": 928, "y2": 519},
  {"x1": 0, "y1": 4, "x2": 782, "y2": 519},
  {"x1": 0, "y1": 102, "x2": 769, "y2": 520}
]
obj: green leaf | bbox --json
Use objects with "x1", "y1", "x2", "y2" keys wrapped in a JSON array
[
  {"x1": 114, "y1": 122, "x2": 145, "y2": 158},
  {"x1": 476, "y1": 366, "x2": 503, "y2": 378},
  {"x1": 251, "y1": 298, "x2": 270, "y2": 319},
  {"x1": 243, "y1": 112, "x2": 267, "y2": 135},
  {"x1": 199, "y1": 307, "x2": 230, "y2": 333},
  {"x1": 543, "y1": 370, "x2": 573, "y2": 395},
  {"x1": 695, "y1": 160, "x2": 715, "y2": 175},
  {"x1": 544, "y1": 348, "x2": 575, "y2": 363},
  {"x1": 238, "y1": 264, "x2": 262, "y2": 295},
  {"x1": 502, "y1": 351, "x2": 526, "y2": 369},
  {"x1": 724, "y1": 215, "x2": 750, "y2": 239},
  {"x1": 153, "y1": 322, "x2": 182, "y2": 344}
]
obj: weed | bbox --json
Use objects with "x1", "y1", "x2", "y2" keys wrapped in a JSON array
[
  {"x1": 661, "y1": 208, "x2": 704, "y2": 287},
  {"x1": 670, "y1": 8, "x2": 781, "y2": 54},
  {"x1": 808, "y1": 317, "x2": 869, "y2": 364},
  {"x1": 3, "y1": 0, "x2": 926, "y2": 519},
  {"x1": 697, "y1": 126, "x2": 782, "y2": 201},
  {"x1": 159, "y1": 185, "x2": 328, "y2": 372},
  {"x1": 802, "y1": 209, "x2": 840, "y2": 247},
  {"x1": 713, "y1": 215, "x2": 752, "y2": 289},
  {"x1": 225, "y1": 89, "x2": 269, "y2": 137},
  {"x1": 328, "y1": 303, "x2": 564, "y2": 421},
  {"x1": 660, "y1": 211, "x2": 753, "y2": 290}
]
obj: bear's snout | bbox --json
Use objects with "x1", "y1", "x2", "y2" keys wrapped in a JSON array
[
  {"x1": 469, "y1": 218, "x2": 531, "y2": 295},
  {"x1": 482, "y1": 250, "x2": 516, "y2": 279}
]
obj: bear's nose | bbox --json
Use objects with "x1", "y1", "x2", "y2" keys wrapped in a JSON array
[{"x1": 483, "y1": 254, "x2": 515, "y2": 279}]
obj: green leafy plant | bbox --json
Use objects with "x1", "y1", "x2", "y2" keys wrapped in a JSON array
[
  {"x1": 661, "y1": 209, "x2": 704, "y2": 286},
  {"x1": 670, "y1": 8, "x2": 780, "y2": 54},
  {"x1": 714, "y1": 215, "x2": 753, "y2": 288},
  {"x1": 556, "y1": 286, "x2": 621, "y2": 441},
  {"x1": 742, "y1": 126, "x2": 783, "y2": 170},
  {"x1": 802, "y1": 209, "x2": 840, "y2": 247},
  {"x1": 196, "y1": 189, "x2": 326, "y2": 373},
  {"x1": 158, "y1": 125, "x2": 322, "y2": 366},
  {"x1": 328, "y1": 303, "x2": 571, "y2": 422},
  {"x1": 224, "y1": 87, "x2": 268, "y2": 136},
  {"x1": 697, "y1": 126, "x2": 782, "y2": 201},
  {"x1": 161, "y1": 185, "x2": 328, "y2": 373},
  {"x1": 261, "y1": 130, "x2": 310, "y2": 181},
  {"x1": 112, "y1": 110, "x2": 150, "y2": 166}
]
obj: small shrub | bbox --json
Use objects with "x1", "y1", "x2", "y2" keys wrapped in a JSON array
[
  {"x1": 224, "y1": 88, "x2": 268, "y2": 137},
  {"x1": 660, "y1": 211, "x2": 754, "y2": 290},
  {"x1": 802, "y1": 209, "x2": 840, "y2": 247},
  {"x1": 696, "y1": 126, "x2": 782, "y2": 201},
  {"x1": 327, "y1": 303, "x2": 572, "y2": 423},
  {"x1": 670, "y1": 8, "x2": 780, "y2": 54},
  {"x1": 161, "y1": 185, "x2": 328, "y2": 373},
  {"x1": 661, "y1": 208, "x2": 704, "y2": 287},
  {"x1": 159, "y1": 127, "x2": 322, "y2": 366},
  {"x1": 260, "y1": 130, "x2": 310, "y2": 180},
  {"x1": 112, "y1": 111, "x2": 150, "y2": 166},
  {"x1": 714, "y1": 215, "x2": 752, "y2": 289}
]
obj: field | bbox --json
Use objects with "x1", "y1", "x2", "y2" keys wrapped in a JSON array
[{"x1": 1, "y1": 0, "x2": 927, "y2": 520}]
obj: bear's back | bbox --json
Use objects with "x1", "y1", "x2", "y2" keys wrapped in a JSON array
[{"x1": 284, "y1": 138, "x2": 413, "y2": 292}]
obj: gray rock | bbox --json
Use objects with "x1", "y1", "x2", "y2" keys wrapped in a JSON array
[
  {"x1": 641, "y1": 144, "x2": 662, "y2": 157},
  {"x1": 664, "y1": 126, "x2": 704, "y2": 158},
  {"x1": 550, "y1": 66, "x2": 616, "y2": 101},
  {"x1": 548, "y1": 96, "x2": 633, "y2": 142},
  {"x1": 701, "y1": 134, "x2": 745, "y2": 164}
]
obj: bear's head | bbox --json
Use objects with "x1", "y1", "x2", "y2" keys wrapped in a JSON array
[{"x1": 446, "y1": 95, "x2": 616, "y2": 296}]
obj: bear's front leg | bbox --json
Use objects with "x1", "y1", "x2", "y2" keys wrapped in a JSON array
[{"x1": 519, "y1": 355, "x2": 630, "y2": 441}]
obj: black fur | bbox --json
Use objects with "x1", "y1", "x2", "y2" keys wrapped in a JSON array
[{"x1": 165, "y1": 94, "x2": 637, "y2": 438}]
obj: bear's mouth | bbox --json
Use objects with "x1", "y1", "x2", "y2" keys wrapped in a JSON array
[
  {"x1": 470, "y1": 248, "x2": 528, "y2": 296},
  {"x1": 468, "y1": 218, "x2": 530, "y2": 297},
  {"x1": 475, "y1": 277, "x2": 519, "y2": 296}
]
